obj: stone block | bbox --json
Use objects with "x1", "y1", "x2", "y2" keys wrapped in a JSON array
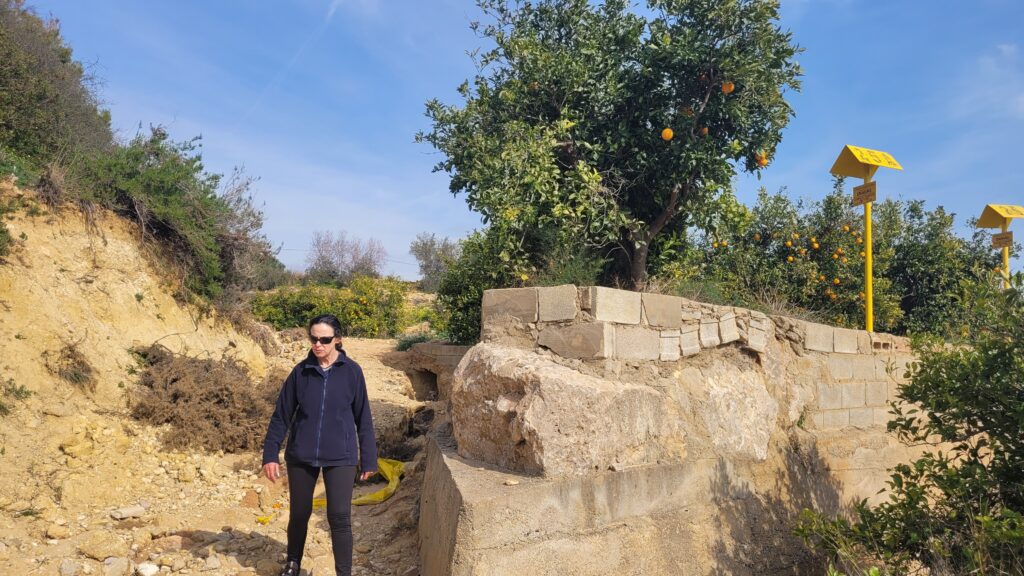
[
  {"x1": 538, "y1": 285, "x2": 578, "y2": 322},
  {"x1": 857, "y1": 331, "x2": 872, "y2": 354},
  {"x1": 660, "y1": 335, "x2": 681, "y2": 361},
  {"x1": 680, "y1": 325, "x2": 700, "y2": 357},
  {"x1": 833, "y1": 328, "x2": 860, "y2": 354},
  {"x1": 745, "y1": 326, "x2": 768, "y2": 352},
  {"x1": 828, "y1": 355, "x2": 854, "y2": 381},
  {"x1": 841, "y1": 382, "x2": 866, "y2": 408},
  {"x1": 821, "y1": 410, "x2": 849, "y2": 429},
  {"x1": 681, "y1": 309, "x2": 703, "y2": 322},
  {"x1": 719, "y1": 315, "x2": 740, "y2": 344},
  {"x1": 538, "y1": 323, "x2": 614, "y2": 359},
  {"x1": 482, "y1": 288, "x2": 538, "y2": 322},
  {"x1": 848, "y1": 407, "x2": 874, "y2": 428},
  {"x1": 589, "y1": 287, "x2": 642, "y2": 324},
  {"x1": 812, "y1": 412, "x2": 824, "y2": 429},
  {"x1": 851, "y1": 356, "x2": 877, "y2": 381},
  {"x1": 699, "y1": 321, "x2": 721, "y2": 348},
  {"x1": 805, "y1": 322, "x2": 834, "y2": 352},
  {"x1": 642, "y1": 293, "x2": 683, "y2": 328},
  {"x1": 865, "y1": 381, "x2": 888, "y2": 407},
  {"x1": 817, "y1": 383, "x2": 843, "y2": 410},
  {"x1": 614, "y1": 325, "x2": 661, "y2": 361},
  {"x1": 873, "y1": 408, "x2": 892, "y2": 427}
]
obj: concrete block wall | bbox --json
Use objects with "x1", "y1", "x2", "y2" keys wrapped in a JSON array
[{"x1": 481, "y1": 285, "x2": 915, "y2": 434}]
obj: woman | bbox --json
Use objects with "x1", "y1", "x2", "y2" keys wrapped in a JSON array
[{"x1": 262, "y1": 314, "x2": 378, "y2": 576}]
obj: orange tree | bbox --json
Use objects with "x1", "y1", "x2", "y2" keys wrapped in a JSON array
[{"x1": 418, "y1": 0, "x2": 802, "y2": 289}]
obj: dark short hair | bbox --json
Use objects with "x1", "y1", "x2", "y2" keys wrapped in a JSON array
[{"x1": 308, "y1": 314, "x2": 344, "y2": 351}]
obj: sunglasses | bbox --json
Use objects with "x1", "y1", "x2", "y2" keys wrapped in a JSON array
[{"x1": 308, "y1": 335, "x2": 335, "y2": 345}]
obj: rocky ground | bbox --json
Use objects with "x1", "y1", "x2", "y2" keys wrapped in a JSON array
[{"x1": 0, "y1": 336, "x2": 430, "y2": 576}]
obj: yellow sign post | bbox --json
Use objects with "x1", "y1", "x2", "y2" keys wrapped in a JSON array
[
  {"x1": 830, "y1": 145, "x2": 903, "y2": 332},
  {"x1": 977, "y1": 204, "x2": 1024, "y2": 288}
]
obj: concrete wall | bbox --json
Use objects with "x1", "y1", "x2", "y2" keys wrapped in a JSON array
[
  {"x1": 402, "y1": 342, "x2": 472, "y2": 401},
  {"x1": 420, "y1": 285, "x2": 920, "y2": 575}
]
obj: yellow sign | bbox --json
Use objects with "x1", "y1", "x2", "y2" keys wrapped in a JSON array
[
  {"x1": 992, "y1": 231, "x2": 1014, "y2": 249},
  {"x1": 830, "y1": 145, "x2": 903, "y2": 179},
  {"x1": 978, "y1": 204, "x2": 1024, "y2": 228},
  {"x1": 851, "y1": 181, "x2": 877, "y2": 207}
]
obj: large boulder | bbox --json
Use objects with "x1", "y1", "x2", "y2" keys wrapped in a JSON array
[{"x1": 450, "y1": 344, "x2": 687, "y2": 476}]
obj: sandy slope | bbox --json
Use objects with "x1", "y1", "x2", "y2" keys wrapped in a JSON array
[{"x1": 0, "y1": 183, "x2": 427, "y2": 575}]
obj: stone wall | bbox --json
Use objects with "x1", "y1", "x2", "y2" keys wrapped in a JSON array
[
  {"x1": 422, "y1": 285, "x2": 920, "y2": 575},
  {"x1": 478, "y1": 285, "x2": 914, "y2": 442},
  {"x1": 401, "y1": 342, "x2": 472, "y2": 401}
]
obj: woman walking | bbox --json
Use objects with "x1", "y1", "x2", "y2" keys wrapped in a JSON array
[{"x1": 262, "y1": 314, "x2": 378, "y2": 576}]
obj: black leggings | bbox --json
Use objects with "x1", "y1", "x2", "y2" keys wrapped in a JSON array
[{"x1": 285, "y1": 461, "x2": 357, "y2": 576}]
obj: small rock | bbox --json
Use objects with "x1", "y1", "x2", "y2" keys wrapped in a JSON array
[
  {"x1": 60, "y1": 558, "x2": 82, "y2": 576},
  {"x1": 204, "y1": 555, "x2": 221, "y2": 570},
  {"x1": 354, "y1": 543, "x2": 372, "y2": 554},
  {"x1": 401, "y1": 567, "x2": 418, "y2": 576},
  {"x1": 103, "y1": 557, "x2": 130, "y2": 576},
  {"x1": 111, "y1": 505, "x2": 146, "y2": 520},
  {"x1": 78, "y1": 529, "x2": 129, "y2": 561},
  {"x1": 239, "y1": 490, "x2": 259, "y2": 508},
  {"x1": 47, "y1": 524, "x2": 71, "y2": 539},
  {"x1": 254, "y1": 559, "x2": 277, "y2": 573},
  {"x1": 136, "y1": 563, "x2": 160, "y2": 576},
  {"x1": 503, "y1": 479, "x2": 520, "y2": 486},
  {"x1": 152, "y1": 535, "x2": 183, "y2": 552}
]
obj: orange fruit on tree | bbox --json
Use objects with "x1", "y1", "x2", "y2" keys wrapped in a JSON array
[
  {"x1": 785, "y1": 240, "x2": 792, "y2": 248},
  {"x1": 721, "y1": 81, "x2": 735, "y2": 94},
  {"x1": 700, "y1": 127, "x2": 709, "y2": 137},
  {"x1": 818, "y1": 274, "x2": 826, "y2": 281},
  {"x1": 856, "y1": 237, "x2": 863, "y2": 244},
  {"x1": 859, "y1": 291, "x2": 866, "y2": 299},
  {"x1": 792, "y1": 233, "x2": 800, "y2": 239},
  {"x1": 754, "y1": 233, "x2": 761, "y2": 241},
  {"x1": 661, "y1": 128, "x2": 674, "y2": 141},
  {"x1": 842, "y1": 257, "x2": 848, "y2": 263},
  {"x1": 860, "y1": 251, "x2": 865, "y2": 257},
  {"x1": 810, "y1": 236, "x2": 817, "y2": 243},
  {"x1": 712, "y1": 242, "x2": 719, "y2": 249},
  {"x1": 812, "y1": 243, "x2": 820, "y2": 249},
  {"x1": 682, "y1": 106, "x2": 694, "y2": 117},
  {"x1": 756, "y1": 154, "x2": 768, "y2": 167},
  {"x1": 843, "y1": 225, "x2": 850, "y2": 232},
  {"x1": 721, "y1": 239, "x2": 728, "y2": 247},
  {"x1": 833, "y1": 278, "x2": 840, "y2": 285},
  {"x1": 800, "y1": 248, "x2": 807, "y2": 255},
  {"x1": 829, "y1": 293, "x2": 837, "y2": 300},
  {"x1": 837, "y1": 247, "x2": 844, "y2": 254},
  {"x1": 787, "y1": 256, "x2": 794, "y2": 262}
]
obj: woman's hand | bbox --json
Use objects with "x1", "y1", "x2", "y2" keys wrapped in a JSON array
[
  {"x1": 263, "y1": 462, "x2": 281, "y2": 483},
  {"x1": 359, "y1": 470, "x2": 376, "y2": 481}
]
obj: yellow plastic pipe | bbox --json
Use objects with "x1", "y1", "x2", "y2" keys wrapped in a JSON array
[{"x1": 1002, "y1": 221, "x2": 1010, "y2": 289}]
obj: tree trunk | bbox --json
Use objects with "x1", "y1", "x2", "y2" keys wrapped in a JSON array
[{"x1": 629, "y1": 241, "x2": 649, "y2": 289}]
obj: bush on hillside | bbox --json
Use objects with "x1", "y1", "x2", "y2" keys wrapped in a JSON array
[
  {"x1": 409, "y1": 232, "x2": 460, "y2": 293},
  {"x1": 0, "y1": 1, "x2": 113, "y2": 163},
  {"x1": 305, "y1": 230, "x2": 387, "y2": 285},
  {"x1": 436, "y1": 230, "x2": 516, "y2": 344},
  {"x1": 250, "y1": 285, "x2": 353, "y2": 331}
]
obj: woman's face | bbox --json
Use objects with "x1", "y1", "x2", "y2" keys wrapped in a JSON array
[{"x1": 309, "y1": 323, "x2": 338, "y2": 360}]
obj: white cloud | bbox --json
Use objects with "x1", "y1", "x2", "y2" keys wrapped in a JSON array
[{"x1": 951, "y1": 43, "x2": 1024, "y2": 121}]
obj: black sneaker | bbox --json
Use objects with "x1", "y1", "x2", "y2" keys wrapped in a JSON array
[{"x1": 278, "y1": 560, "x2": 300, "y2": 576}]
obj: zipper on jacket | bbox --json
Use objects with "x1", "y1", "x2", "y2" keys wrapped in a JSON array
[{"x1": 315, "y1": 370, "x2": 328, "y2": 466}]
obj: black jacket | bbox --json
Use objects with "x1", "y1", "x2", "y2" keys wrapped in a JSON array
[{"x1": 262, "y1": 351, "x2": 377, "y2": 470}]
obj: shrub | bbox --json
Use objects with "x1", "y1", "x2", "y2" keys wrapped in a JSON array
[
  {"x1": 0, "y1": 1, "x2": 113, "y2": 163},
  {"x1": 395, "y1": 332, "x2": 433, "y2": 352},
  {"x1": 250, "y1": 285, "x2": 352, "y2": 330},
  {"x1": 42, "y1": 343, "x2": 95, "y2": 392},
  {"x1": 305, "y1": 230, "x2": 386, "y2": 285},
  {"x1": 0, "y1": 377, "x2": 32, "y2": 416},
  {"x1": 341, "y1": 275, "x2": 408, "y2": 338},
  {"x1": 797, "y1": 274, "x2": 1024, "y2": 574},
  {"x1": 251, "y1": 276, "x2": 408, "y2": 338},
  {"x1": 436, "y1": 230, "x2": 516, "y2": 344}
]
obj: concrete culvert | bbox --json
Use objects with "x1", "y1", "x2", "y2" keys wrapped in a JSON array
[{"x1": 410, "y1": 369, "x2": 438, "y2": 401}]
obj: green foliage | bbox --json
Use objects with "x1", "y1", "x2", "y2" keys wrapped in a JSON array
[
  {"x1": 798, "y1": 275, "x2": 1024, "y2": 575},
  {"x1": 0, "y1": 377, "x2": 32, "y2": 416},
  {"x1": 395, "y1": 332, "x2": 433, "y2": 352},
  {"x1": 251, "y1": 276, "x2": 409, "y2": 338},
  {"x1": 0, "y1": 1, "x2": 113, "y2": 163},
  {"x1": 685, "y1": 182, "x2": 997, "y2": 336},
  {"x1": 251, "y1": 285, "x2": 353, "y2": 331},
  {"x1": 342, "y1": 275, "x2": 408, "y2": 338},
  {"x1": 419, "y1": 0, "x2": 802, "y2": 287},
  {"x1": 0, "y1": 147, "x2": 40, "y2": 187},
  {"x1": 436, "y1": 230, "x2": 517, "y2": 344}
]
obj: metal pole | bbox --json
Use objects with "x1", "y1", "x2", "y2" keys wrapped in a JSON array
[
  {"x1": 1002, "y1": 221, "x2": 1010, "y2": 289},
  {"x1": 864, "y1": 175, "x2": 874, "y2": 332}
]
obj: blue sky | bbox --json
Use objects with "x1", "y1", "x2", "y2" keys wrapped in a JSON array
[{"x1": 30, "y1": 0, "x2": 1024, "y2": 277}]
